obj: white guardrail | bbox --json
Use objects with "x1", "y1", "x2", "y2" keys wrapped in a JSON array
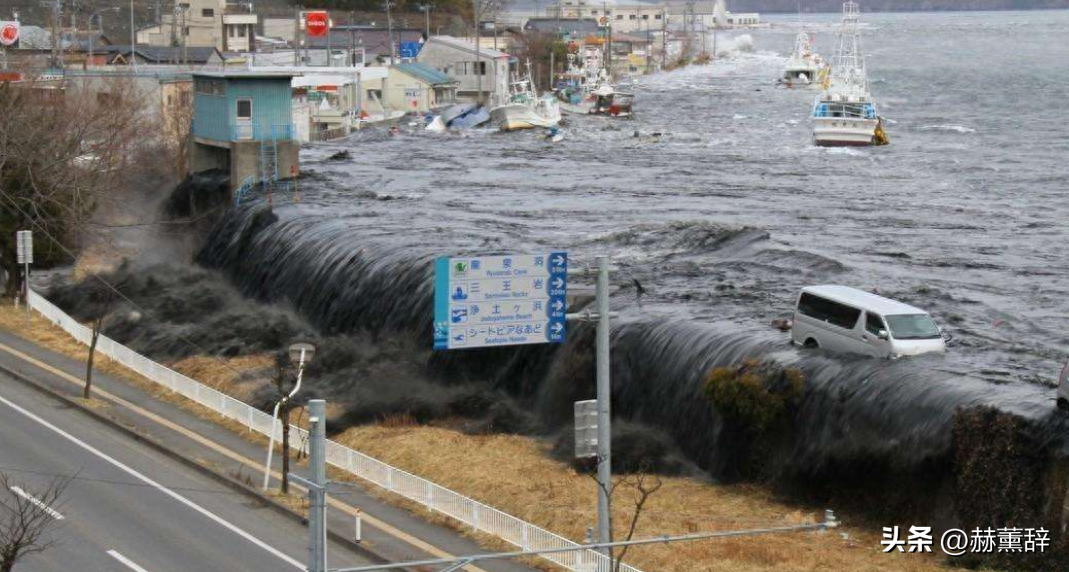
[{"x1": 27, "y1": 289, "x2": 642, "y2": 572}]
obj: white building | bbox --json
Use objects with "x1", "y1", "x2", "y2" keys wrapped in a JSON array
[
  {"x1": 416, "y1": 36, "x2": 512, "y2": 104},
  {"x1": 136, "y1": 0, "x2": 259, "y2": 52},
  {"x1": 546, "y1": 1, "x2": 758, "y2": 33}
]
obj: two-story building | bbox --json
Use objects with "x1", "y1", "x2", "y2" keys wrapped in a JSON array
[
  {"x1": 188, "y1": 71, "x2": 298, "y2": 193},
  {"x1": 416, "y1": 36, "x2": 511, "y2": 105},
  {"x1": 137, "y1": 0, "x2": 259, "y2": 53}
]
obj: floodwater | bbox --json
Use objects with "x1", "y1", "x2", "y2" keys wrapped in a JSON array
[
  {"x1": 196, "y1": 9, "x2": 1069, "y2": 497},
  {"x1": 294, "y1": 9, "x2": 1069, "y2": 389}
]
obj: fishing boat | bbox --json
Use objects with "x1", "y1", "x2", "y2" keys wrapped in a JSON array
[
  {"x1": 782, "y1": 31, "x2": 827, "y2": 85},
  {"x1": 590, "y1": 84, "x2": 635, "y2": 118},
  {"x1": 555, "y1": 47, "x2": 610, "y2": 114},
  {"x1": 490, "y1": 65, "x2": 561, "y2": 131},
  {"x1": 811, "y1": 2, "x2": 888, "y2": 147}
]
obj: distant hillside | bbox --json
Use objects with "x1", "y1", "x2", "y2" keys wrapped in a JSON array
[{"x1": 732, "y1": 0, "x2": 1069, "y2": 12}]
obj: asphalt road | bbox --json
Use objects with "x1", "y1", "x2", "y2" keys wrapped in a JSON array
[{"x1": 0, "y1": 372, "x2": 370, "y2": 572}]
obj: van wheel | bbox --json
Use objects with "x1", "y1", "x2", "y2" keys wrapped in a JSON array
[
  {"x1": 803, "y1": 338, "x2": 820, "y2": 349},
  {"x1": 1058, "y1": 398, "x2": 1069, "y2": 412}
]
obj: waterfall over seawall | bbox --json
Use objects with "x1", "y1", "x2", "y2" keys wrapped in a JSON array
[{"x1": 194, "y1": 201, "x2": 1068, "y2": 545}]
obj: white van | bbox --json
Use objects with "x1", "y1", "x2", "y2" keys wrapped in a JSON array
[{"x1": 791, "y1": 285, "x2": 947, "y2": 359}]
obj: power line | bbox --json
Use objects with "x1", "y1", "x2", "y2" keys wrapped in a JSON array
[{"x1": 0, "y1": 184, "x2": 251, "y2": 381}]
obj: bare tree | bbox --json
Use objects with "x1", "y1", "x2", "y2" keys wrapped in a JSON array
[
  {"x1": 0, "y1": 69, "x2": 147, "y2": 295},
  {"x1": 0, "y1": 473, "x2": 71, "y2": 572},
  {"x1": 84, "y1": 285, "x2": 115, "y2": 399},
  {"x1": 612, "y1": 471, "x2": 662, "y2": 572},
  {"x1": 585, "y1": 459, "x2": 664, "y2": 570}
]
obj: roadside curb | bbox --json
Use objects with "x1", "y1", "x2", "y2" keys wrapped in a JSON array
[{"x1": 0, "y1": 360, "x2": 392, "y2": 567}]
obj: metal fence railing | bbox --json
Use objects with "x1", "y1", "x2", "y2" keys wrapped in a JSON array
[{"x1": 27, "y1": 289, "x2": 642, "y2": 572}]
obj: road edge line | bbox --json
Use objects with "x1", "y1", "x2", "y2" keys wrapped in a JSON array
[{"x1": 0, "y1": 360, "x2": 392, "y2": 567}]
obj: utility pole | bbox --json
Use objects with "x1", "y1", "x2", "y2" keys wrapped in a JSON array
[
  {"x1": 293, "y1": 6, "x2": 300, "y2": 66},
  {"x1": 129, "y1": 0, "x2": 137, "y2": 73},
  {"x1": 384, "y1": 0, "x2": 396, "y2": 64},
  {"x1": 594, "y1": 255, "x2": 612, "y2": 559},
  {"x1": 473, "y1": 0, "x2": 482, "y2": 104},
  {"x1": 419, "y1": 4, "x2": 432, "y2": 38},
  {"x1": 293, "y1": 399, "x2": 328, "y2": 572},
  {"x1": 661, "y1": 10, "x2": 667, "y2": 69}
]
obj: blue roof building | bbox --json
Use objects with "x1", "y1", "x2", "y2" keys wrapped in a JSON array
[{"x1": 189, "y1": 71, "x2": 299, "y2": 196}]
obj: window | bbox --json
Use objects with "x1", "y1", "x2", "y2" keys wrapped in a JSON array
[
  {"x1": 797, "y1": 293, "x2": 861, "y2": 330},
  {"x1": 228, "y1": 26, "x2": 235, "y2": 37},
  {"x1": 235, "y1": 98, "x2": 252, "y2": 119},
  {"x1": 642, "y1": 14, "x2": 649, "y2": 19},
  {"x1": 655, "y1": 14, "x2": 662, "y2": 19},
  {"x1": 616, "y1": 14, "x2": 623, "y2": 19},
  {"x1": 202, "y1": 8, "x2": 214, "y2": 17},
  {"x1": 476, "y1": 61, "x2": 487, "y2": 75},
  {"x1": 238, "y1": 25, "x2": 246, "y2": 37},
  {"x1": 591, "y1": 10, "x2": 597, "y2": 15},
  {"x1": 183, "y1": 26, "x2": 190, "y2": 35},
  {"x1": 885, "y1": 315, "x2": 941, "y2": 340},
  {"x1": 865, "y1": 313, "x2": 885, "y2": 336},
  {"x1": 629, "y1": 14, "x2": 636, "y2": 19}
]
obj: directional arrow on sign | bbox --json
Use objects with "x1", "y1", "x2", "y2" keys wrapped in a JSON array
[
  {"x1": 551, "y1": 322, "x2": 564, "y2": 334},
  {"x1": 552, "y1": 299, "x2": 565, "y2": 312},
  {"x1": 552, "y1": 277, "x2": 565, "y2": 289},
  {"x1": 552, "y1": 254, "x2": 565, "y2": 267}
]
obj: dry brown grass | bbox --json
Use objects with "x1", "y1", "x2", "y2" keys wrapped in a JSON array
[
  {"x1": 330, "y1": 426, "x2": 953, "y2": 572},
  {"x1": 0, "y1": 301, "x2": 959, "y2": 572}
]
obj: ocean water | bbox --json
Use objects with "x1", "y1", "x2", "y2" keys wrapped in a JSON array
[{"x1": 293, "y1": 9, "x2": 1069, "y2": 391}]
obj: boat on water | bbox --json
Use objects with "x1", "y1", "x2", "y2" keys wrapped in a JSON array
[
  {"x1": 811, "y1": 1, "x2": 888, "y2": 147},
  {"x1": 590, "y1": 84, "x2": 635, "y2": 118},
  {"x1": 782, "y1": 31, "x2": 827, "y2": 85},
  {"x1": 554, "y1": 46, "x2": 634, "y2": 118},
  {"x1": 490, "y1": 66, "x2": 561, "y2": 132}
]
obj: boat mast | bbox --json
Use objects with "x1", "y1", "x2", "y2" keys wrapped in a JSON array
[{"x1": 831, "y1": 1, "x2": 865, "y2": 91}]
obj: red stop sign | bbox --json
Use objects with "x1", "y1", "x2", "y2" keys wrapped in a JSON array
[
  {"x1": 305, "y1": 12, "x2": 329, "y2": 37},
  {"x1": 0, "y1": 23, "x2": 18, "y2": 46}
]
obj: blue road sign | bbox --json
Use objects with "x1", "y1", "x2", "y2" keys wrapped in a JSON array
[
  {"x1": 399, "y1": 41, "x2": 422, "y2": 59},
  {"x1": 434, "y1": 253, "x2": 568, "y2": 350}
]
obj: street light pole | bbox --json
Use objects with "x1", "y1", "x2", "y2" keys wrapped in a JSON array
[
  {"x1": 594, "y1": 255, "x2": 612, "y2": 559},
  {"x1": 263, "y1": 342, "x2": 315, "y2": 491}
]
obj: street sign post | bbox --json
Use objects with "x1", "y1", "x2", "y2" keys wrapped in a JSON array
[
  {"x1": 15, "y1": 230, "x2": 32, "y2": 312},
  {"x1": 433, "y1": 253, "x2": 568, "y2": 350}
]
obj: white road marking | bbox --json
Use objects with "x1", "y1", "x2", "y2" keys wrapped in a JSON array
[
  {"x1": 0, "y1": 393, "x2": 304, "y2": 570},
  {"x1": 9, "y1": 486, "x2": 64, "y2": 519},
  {"x1": 107, "y1": 550, "x2": 152, "y2": 572}
]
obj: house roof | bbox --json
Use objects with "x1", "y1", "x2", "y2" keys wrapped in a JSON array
[
  {"x1": 193, "y1": 70, "x2": 296, "y2": 79},
  {"x1": 423, "y1": 36, "x2": 510, "y2": 59},
  {"x1": 101, "y1": 45, "x2": 221, "y2": 64},
  {"x1": 523, "y1": 18, "x2": 600, "y2": 35},
  {"x1": 303, "y1": 28, "x2": 423, "y2": 56},
  {"x1": 392, "y1": 62, "x2": 457, "y2": 86}
]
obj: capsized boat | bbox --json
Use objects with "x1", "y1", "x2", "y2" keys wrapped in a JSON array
[
  {"x1": 490, "y1": 65, "x2": 561, "y2": 131},
  {"x1": 812, "y1": 2, "x2": 888, "y2": 147}
]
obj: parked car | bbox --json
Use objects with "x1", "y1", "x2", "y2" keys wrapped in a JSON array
[
  {"x1": 791, "y1": 285, "x2": 947, "y2": 359},
  {"x1": 1058, "y1": 361, "x2": 1068, "y2": 410}
]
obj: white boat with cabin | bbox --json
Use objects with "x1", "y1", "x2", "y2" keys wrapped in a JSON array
[
  {"x1": 490, "y1": 66, "x2": 561, "y2": 131},
  {"x1": 811, "y1": 2, "x2": 887, "y2": 147},
  {"x1": 782, "y1": 31, "x2": 827, "y2": 84}
]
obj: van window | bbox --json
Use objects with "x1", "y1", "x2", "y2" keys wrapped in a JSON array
[
  {"x1": 798, "y1": 293, "x2": 861, "y2": 330},
  {"x1": 885, "y1": 314, "x2": 941, "y2": 340},
  {"x1": 865, "y1": 313, "x2": 885, "y2": 335}
]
